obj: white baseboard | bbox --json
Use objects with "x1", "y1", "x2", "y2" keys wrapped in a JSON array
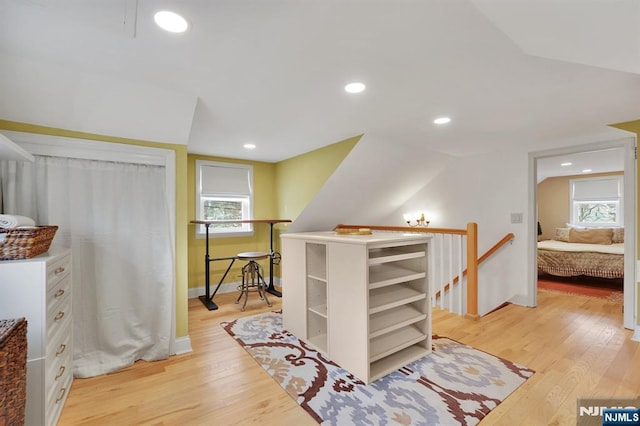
[
  {"x1": 172, "y1": 335, "x2": 193, "y2": 355},
  {"x1": 632, "y1": 325, "x2": 640, "y2": 343},
  {"x1": 508, "y1": 294, "x2": 532, "y2": 307},
  {"x1": 188, "y1": 276, "x2": 282, "y2": 300}
]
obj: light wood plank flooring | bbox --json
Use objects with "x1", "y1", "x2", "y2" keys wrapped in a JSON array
[{"x1": 58, "y1": 288, "x2": 638, "y2": 425}]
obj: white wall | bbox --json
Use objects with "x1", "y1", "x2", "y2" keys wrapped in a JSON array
[
  {"x1": 288, "y1": 133, "x2": 531, "y2": 316},
  {"x1": 0, "y1": 52, "x2": 197, "y2": 145},
  {"x1": 380, "y1": 149, "x2": 532, "y2": 315},
  {"x1": 288, "y1": 133, "x2": 455, "y2": 232}
]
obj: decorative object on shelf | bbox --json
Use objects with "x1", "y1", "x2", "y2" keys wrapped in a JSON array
[
  {"x1": 334, "y1": 227, "x2": 372, "y2": 235},
  {"x1": 403, "y1": 213, "x2": 429, "y2": 227},
  {"x1": 0, "y1": 225, "x2": 58, "y2": 260}
]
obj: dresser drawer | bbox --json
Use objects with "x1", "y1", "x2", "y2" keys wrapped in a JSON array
[
  {"x1": 46, "y1": 287, "x2": 72, "y2": 344},
  {"x1": 46, "y1": 368, "x2": 72, "y2": 426},
  {"x1": 46, "y1": 318, "x2": 72, "y2": 367},
  {"x1": 46, "y1": 272, "x2": 71, "y2": 318},
  {"x1": 46, "y1": 252, "x2": 71, "y2": 289},
  {"x1": 45, "y1": 344, "x2": 72, "y2": 404}
]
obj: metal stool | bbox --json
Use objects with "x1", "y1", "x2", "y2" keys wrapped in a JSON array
[{"x1": 236, "y1": 251, "x2": 272, "y2": 311}]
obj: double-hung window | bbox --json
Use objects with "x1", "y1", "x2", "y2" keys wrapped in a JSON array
[
  {"x1": 570, "y1": 176, "x2": 622, "y2": 227},
  {"x1": 196, "y1": 160, "x2": 253, "y2": 237}
]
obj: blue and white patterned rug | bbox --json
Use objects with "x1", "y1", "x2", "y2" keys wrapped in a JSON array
[{"x1": 221, "y1": 311, "x2": 534, "y2": 425}]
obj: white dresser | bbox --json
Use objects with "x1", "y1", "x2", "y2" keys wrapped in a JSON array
[
  {"x1": 0, "y1": 248, "x2": 73, "y2": 426},
  {"x1": 282, "y1": 231, "x2": 431, "y2": 384}
]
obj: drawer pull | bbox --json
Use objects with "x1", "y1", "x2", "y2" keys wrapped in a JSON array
[
  {"x1": 54, "y1": 266, "x2": 65, "y2": 275},
  {"x1": 56, "y1": 343, "x2": 67, "y2": 356},
  {"x1": 55, "y1": 387, "x2": 66, "y2": 404},
  {"x1": 55, "y1": 365, "x2": 66, "y2": 380},
  {"x1": 54, "y1": 289, "x2": 65, "y2": 298},
  {"x1": 54, "y1": 311, "x2": 65, "y2": 321}
]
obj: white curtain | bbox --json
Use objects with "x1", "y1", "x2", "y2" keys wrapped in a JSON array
[{"x1": 0, "y1": 155, "x2": 173, "y2": 378}]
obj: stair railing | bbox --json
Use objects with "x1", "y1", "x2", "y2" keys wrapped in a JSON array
[
  {"x1": 432, "y1": 232, "x2": 515, "y2": 317},
  {"x1": 333, "y1": 222, "x2": 480, "y2": 318}
]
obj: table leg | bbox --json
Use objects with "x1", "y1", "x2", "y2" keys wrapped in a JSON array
[
  {"x1": 266, "y1": 222, "x2": 282, "y2": 297},
  {"x1": 199, "y1": 223, "x2": 219, "y2": 310}
]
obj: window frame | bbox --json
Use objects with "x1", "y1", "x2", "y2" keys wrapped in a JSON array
[{"x1": 195, "y1": 160, "x2": 254, "y2": 238}]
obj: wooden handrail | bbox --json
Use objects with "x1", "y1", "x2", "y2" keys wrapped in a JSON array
[
  {"x1": 434, "y1": 231, "x2": 515, "y2": 319},
  {"x1": 334, "y1": 224, "x2": 468, "y2": 235}
]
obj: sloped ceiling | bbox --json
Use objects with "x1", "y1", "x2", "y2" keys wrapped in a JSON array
[
  {"x1": 470, "y1": 0, "x2": 640, "y2": 74},
  {"x1": 1, "y1": 0, "x2": 639, "y2": 163}
]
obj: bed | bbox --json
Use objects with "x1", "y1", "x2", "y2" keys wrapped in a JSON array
[{"x1": 537, "y1": 227, "x2": 624, "y2": 279}]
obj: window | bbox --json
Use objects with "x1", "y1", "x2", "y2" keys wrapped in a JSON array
[
  {"x1": 196, "y1": 160, "x2": 253, "y2": 237},
  {"x1": 570, "y1": 176, "x2": 622, "y2": 227}
]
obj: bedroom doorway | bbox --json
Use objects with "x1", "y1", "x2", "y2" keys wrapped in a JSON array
[{"x1": 529, "y1": 137, "x2": 636, "y2": 330}]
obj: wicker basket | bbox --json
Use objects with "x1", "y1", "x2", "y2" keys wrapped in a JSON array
[
  {"x1": 0, "y1": 318, "x2": 27, "y2": 426},
  {"x1": 0, "y1": 225, "x2": 58, "y2": 260}
]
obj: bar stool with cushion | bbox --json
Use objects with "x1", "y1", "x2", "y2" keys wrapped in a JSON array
[{"x1": 236, "y1": 251, "x2": 272, "y2": 311}]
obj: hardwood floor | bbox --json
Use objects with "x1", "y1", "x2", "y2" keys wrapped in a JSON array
[{"x1": 58, "y1": 289, "x2": 638, "y2": 425}]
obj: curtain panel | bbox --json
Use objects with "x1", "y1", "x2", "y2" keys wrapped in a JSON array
[{"x1": 0, "y1": 155, "x2": 173, "y2": 378}]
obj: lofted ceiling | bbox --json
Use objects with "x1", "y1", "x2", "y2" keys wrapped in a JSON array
[{"x1": 0, "y1": 0, "x2": 639, "y2": 163}]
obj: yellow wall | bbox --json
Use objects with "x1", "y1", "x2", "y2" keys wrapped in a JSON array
[
  {"x1": 609, "y1": 119, "x2": 640, "y2": 327},
  {"x1": 187, "y1": 154, "x2": 280, "y2": 289},
  {"x1": 0, "y1": 120, "x2": 191, "y2": 338},
  {"x1": 275, "y1": 135, "x2": 361, "y2": 221},
  {"x1": 537, "y1": 171, "x2": 623, "y2": 241},
  {"x1": 187, "y1": 135, "x2": 360, "y2": 289}
]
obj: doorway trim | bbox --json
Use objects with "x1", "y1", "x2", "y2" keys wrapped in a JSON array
[{"x1": 528, "y1": 136, "x2": 636, "y2": 330}]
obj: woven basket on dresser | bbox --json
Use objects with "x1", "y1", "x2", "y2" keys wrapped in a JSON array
[
  {"x1": 0, "y1": 318, "x2": 27, "y2": 426},
  {"x1": 0, "y1": 226, "x2": 58, "y2": 260}
]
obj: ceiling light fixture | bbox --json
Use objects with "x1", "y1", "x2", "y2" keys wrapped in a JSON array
[
  {"x1": 243, "y1": 143, "x2": 256, "y2": 150},
  {"x1": 154, "y1": 11, "x2": 189, "y2": 33},
  {"x1": 433, "y1": 117, "x2": 451, "y2": 125},
  {"x1": 561, "y1": 162, "x2": 572, "y2": 166},
  {"x1": 582, "y1": 169, "x2": 593, "y2": 173},
  {"x1": 344, "y1": 82, "x2": 366, "y2": 94}
]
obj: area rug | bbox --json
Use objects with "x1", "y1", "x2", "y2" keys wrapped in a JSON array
[
  {"x1": 221, "y1": 311, "x2": 534, "y2": 425},
  {"x1": 538, "y1": 275, "x2": 623, "y2": 303}
]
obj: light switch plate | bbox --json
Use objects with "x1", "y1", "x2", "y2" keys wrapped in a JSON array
[{"x1": 510, "y1": 213, "x2": 523, "y2": 224}]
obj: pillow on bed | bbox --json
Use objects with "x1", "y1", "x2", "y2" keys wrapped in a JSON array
[
  {"x1": 568, "y1": 227, "x2": 613, "y2": 245},
  {"x1": 554, "y1": 227, "x2": 570, "y2": 242},
  {"x1": 612, "y1": 227, "x2": 624, "y2": 244}
]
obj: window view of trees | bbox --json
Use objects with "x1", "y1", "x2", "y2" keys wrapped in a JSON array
[
  {"x1": 203, "y1": 199, "x2": 243, "y2": 229},
  {"x1": 576, "y1": 202, "x2": 617, "y2": 224}
]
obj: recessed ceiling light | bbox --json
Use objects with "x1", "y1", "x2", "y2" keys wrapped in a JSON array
[
  {"x1": 154, "y1": 11, "x2": 189, "y2": 33},
  {"x1": 243, "y1": 143, "x2": 256, "y2": 150},
  {"x1": 433, "y1": 117, "x2": 451, "y2": 125},
  {"x1": 582, "y1": 169, "x2": 592, "y2": 173},
  {"x1": 344, "y1": 82, "x2": 366, "y2": 94},
  {"x1": 561, "y1": 162, "x2": 572, "y2": 166}
]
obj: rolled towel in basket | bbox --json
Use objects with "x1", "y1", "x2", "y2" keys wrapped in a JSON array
[{"x1": 0, "y1": 215, "x2": 36, "y2": 229}]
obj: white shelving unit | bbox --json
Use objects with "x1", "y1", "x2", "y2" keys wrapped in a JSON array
[{"x1": 281, "y1": 231, "x2": 431, "y2": 384}]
